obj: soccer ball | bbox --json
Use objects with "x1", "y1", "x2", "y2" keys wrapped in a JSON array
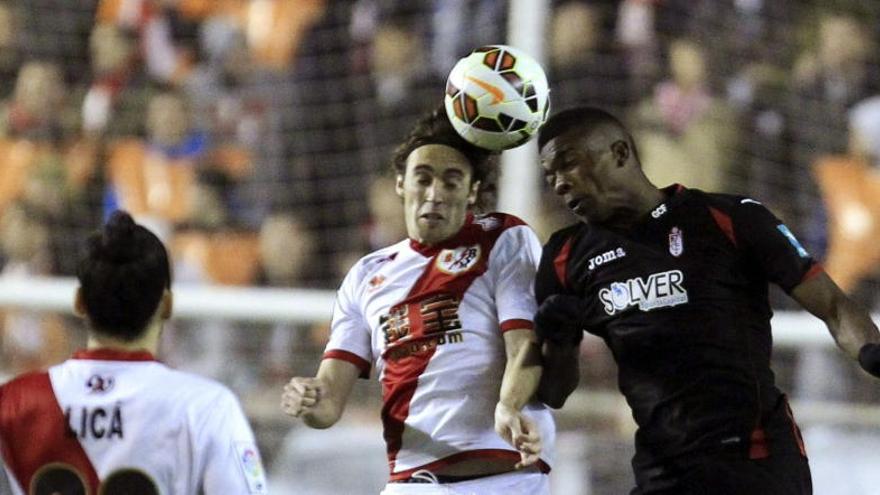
[{"x1": 444, "y1": 45, "x2": 550, "y2": 151}]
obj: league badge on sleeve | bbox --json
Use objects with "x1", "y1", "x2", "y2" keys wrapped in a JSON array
[
  {"x1": 236, "y1": 442, "x2": 268, "y2": 494},
  {"x1": 777, "y1": 224, "x2": 809, "y2": 257},
  {"x1": 668, "y1": 227, "x2": 684, "y2": 257}
]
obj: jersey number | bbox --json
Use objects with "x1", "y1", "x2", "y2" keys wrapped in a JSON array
[{"x1": 31, "y1": 464, "x2": 158, "y2": 495}]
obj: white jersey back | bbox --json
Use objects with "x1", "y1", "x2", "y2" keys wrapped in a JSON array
[
  {"x1": 325, "y1": 213, "x2": 555, "y2": 479},
  {"x1": 0, "y1": 349, "x2": 267, "y2": 495}
]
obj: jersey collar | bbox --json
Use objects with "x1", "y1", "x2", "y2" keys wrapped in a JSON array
[
  {"x1": 409, "y1": 212, "x2": 475, "y2": 257},
  {"x1": 72, "y1": 348, "x2": 158, "y2": 362}
]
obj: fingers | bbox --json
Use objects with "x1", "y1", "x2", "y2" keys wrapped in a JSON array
[
  {"x1": 281, "y1": 377, "x2": 323, "y2": 418},
  {"x1": 512, "y1": 416, "x2": 542, "y2": 469}
]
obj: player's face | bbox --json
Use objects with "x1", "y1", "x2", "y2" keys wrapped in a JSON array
[
  {"x1": 397, "y1": 144, "x2": 479, "y2": 245},
  {"x1": 540, "y1": 130, "x2": 626, "y2": 225}
]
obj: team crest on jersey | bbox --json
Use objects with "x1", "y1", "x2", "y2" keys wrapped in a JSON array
[
  {"x1": 668, "y1": 227, "x2": 683, "y2": 257},
  {"x1": 473, "y1": 215, "x2": 501, "y2": 231},
  {"x1": 86, "y1": 374, "x2": 115, "y2": 394},
  {"x1": 436, "y1": 245, "x2": 481, "y2": 275},
  {"x1": 598, "y1": 269, "x2": 689, "y2": 315},
  {"x1": 236, "y1": 442, "x2": 268, "y2": 494},
  {"x1": 368, "y1": 274, "x2": 386, "y2": 292}
]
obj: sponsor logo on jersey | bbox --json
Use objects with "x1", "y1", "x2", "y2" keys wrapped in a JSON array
[
  {"x1": 86, "y1": 374, "x2": 114, "y2": 394},
  {"x1": 473, "y1": 215, "x2": 501, "y2": 231},
  {"x1": 436, "y1": 245, "x2": 481, "y2": 275},
  {"x1": 236, "y1": 442, "x2": 268, "y2": 494},
  {"x1": 777, "y1": 224, "x2": 809, "y2": 257},
  {"x1": 668, "y1": 227, "x2": 683, "y2": 257},
  {"x1": 587, "y1": 247, "x2": 627, "y2": 271},
  {"x1": 651, "y1": 203, "x2": 667, "y2": 219},
  {"x1": 381, "y1": 294, "x2": 464, "y2": 360},
  {"x1": 598, "y1": 269, "x2": 689, "y2": 315}
]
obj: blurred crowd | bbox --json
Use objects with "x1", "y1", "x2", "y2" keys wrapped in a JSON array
[{"x1": 1, "y1": 0, "x2": 880, "y2": 444}]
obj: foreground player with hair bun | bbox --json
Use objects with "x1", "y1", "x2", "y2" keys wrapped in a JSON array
[
  {"x1": 0, "y1": 211, "x2": 268, "y2": 495},
  {"x1": 282, "y1": 106, "x2": 555, "y2": 494},
  {"x1": 534, "y1": 106, "x2": 880, "y2": 494}
]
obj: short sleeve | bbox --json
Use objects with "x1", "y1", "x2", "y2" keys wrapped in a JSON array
[
  {"x1": 730, "y1": 199, "x2": 820, "y2": 293},
  {"x1": 323, "y1": 263, "x2": 373, "y2": 378},
  {"x1": 199, "y1": 390, "x2": 268, "y2": 495},
  {"x1": 490, "y1": 225, "x2": 542, "y2": 332}
]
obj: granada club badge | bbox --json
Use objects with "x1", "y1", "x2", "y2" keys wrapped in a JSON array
[
  {"x1": 669, "y1": 227, "x2": 683, "y2": 257},
  {"x1": 436, "y1": 245, "x2": 481, "y2": 275}
]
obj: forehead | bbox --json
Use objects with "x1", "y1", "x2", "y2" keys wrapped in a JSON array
[
  {"x1": 540, "y1": 129, "x2": 592, "y2": 162},
  {"x1": 405, "y1": 144, "x2": 473, "y2": 176}
]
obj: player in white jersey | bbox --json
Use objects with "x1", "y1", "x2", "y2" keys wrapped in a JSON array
[
  {"x1": 0, "y1": 211, "x2": 267, "y2": 495},
  {"x1": 282, "y1": 107, "x2": 555, "y2": 494}
]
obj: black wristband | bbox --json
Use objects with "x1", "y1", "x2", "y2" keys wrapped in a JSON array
[{"x1": 858, "y1": 343, "x2": 880, "y2": 378}]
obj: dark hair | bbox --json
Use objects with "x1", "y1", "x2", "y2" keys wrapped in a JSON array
[
  {"x1": 391, "y1": 106, "x2": 499, "y2": 211},
  {"x1": 537, "y1": 106, "x2": 635, "y2": 151},
  {"x1": 77, "y1": 211, "x2": 172, "y2": 341}
]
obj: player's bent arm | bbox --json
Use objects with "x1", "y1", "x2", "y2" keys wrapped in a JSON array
[
  {"x1": 536, "y1": 341, "x2": 580, "y2": 409},
  {"x1": 297, "y1": 358, "x2": 360, "y2": 429},
  {"x1": 791, "y1": 271, "x2": 880, "y2": 360},
  {"x1": 499, "y1": 329, "x2": 542, "y2": 410}
]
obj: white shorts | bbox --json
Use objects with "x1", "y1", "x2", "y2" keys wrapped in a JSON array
[{"x1": 379, "y1": 470, "x2": 549, "y2": 495}]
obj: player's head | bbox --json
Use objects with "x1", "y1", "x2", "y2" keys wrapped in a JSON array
[
  {"x1": 391, "y1": 106, "x2": 498, "y2": 245},
  {"x1": 538, "y1": 106, "x2": 648, "y2": 225},
  {"x1": 75, "y1": 211, "x2": 172, "y2": 341}
]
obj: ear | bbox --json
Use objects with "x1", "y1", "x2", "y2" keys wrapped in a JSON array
[
  {"x1": 610, "y1": 140, "x2": 630, "y2": 166},
  {"x1": 395, "y1": 174, "x2": 405, "y2": 198},
  {"x1": 74, "y1": 287, "x2": 88, "y2": 318},
  {"x1": 160, "y1": 290, "x2": 173, "y2": 320},
  {"x1": 467, "y1": 180, "x2": 481, "y2": 206}
]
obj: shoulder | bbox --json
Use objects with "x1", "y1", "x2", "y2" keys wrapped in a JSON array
[
  {"x1": 0, "y1": 371, "x2": 51, "y2": 405},
  {"x1": 473, "y1": 212, "x2": 530, "y2": 232},
  {"x1": 159, "y1": 368, "x2": 241, "y2": 415},
  {"x1": 545, "y1": 223, "x2": 582, "y2": 250}
]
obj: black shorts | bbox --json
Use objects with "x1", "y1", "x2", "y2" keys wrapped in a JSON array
[{"x1": 631, "y1": 453, "x2": 812, "y2": 495}]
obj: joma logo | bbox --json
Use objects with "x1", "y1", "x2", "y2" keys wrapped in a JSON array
[{"x1": 588, "y1": 248, "x2": 626, "y2": 271}]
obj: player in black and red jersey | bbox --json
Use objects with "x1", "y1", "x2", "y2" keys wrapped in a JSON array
[{"x1": 533, "y1": 106, "x2": 880, "y2": 495}]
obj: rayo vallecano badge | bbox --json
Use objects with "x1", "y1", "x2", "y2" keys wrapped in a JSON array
[
  {"x1": 668, "y1": 227, "x2": 683, "y2": 257},
  {"x1": 436, "y1": 245, "x2": 481, "y2": 275}
]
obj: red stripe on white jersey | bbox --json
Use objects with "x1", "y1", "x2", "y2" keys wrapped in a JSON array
[
  {"x1": 323, "y1": 349, "x2": 371, "y2": 378},
  {"x1": 380, "y1": 214, "x2": 511, "y2": 472},
  {"x1": 0, "y1": 372, "x2": 100, "y2": 493}
]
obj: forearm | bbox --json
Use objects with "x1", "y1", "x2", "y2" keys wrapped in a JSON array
[
  {"x1": 826, "y1": 297, "x2": 880, "y2": 360},
  {"x1": 499, "y1": 339, "x2": 542, "y2": 410},
  {"x1": 537, "y1": 341, "x2": 579, "y2": 409}
]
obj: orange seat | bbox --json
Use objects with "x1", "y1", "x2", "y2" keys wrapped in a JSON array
[
  {"x1": 173, "y1": 230, "x2": 261, "y2": 286},
  {"x1": 813, "y1": 156, "x2": 880, "y2": 292}
]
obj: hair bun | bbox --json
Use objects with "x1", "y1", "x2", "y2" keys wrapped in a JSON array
[{"x1": 100, "y1": 211, "x2": 138, "y2": 263}]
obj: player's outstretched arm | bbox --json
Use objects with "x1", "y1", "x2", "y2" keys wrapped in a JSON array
[
  {"x1": 281, "y1": 359, "x2": 360, "y2": 429},
  {"x1": 791, "y1": 271, "x2": 880, "y2": 376},
  {"x1": 533, "y1": 295, "x2": 584, "y2": 408},
  {"x1": 495, "y1": 328, "x2": 543, "y2": 468}
]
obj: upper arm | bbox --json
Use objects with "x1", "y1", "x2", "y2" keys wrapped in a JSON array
[
  {"x1": 491, "y1": 226, "x2": 542, "y2": 332},
  {"x1": 729, "y1": 198, "x2": 819, "y2": 292},
  {"x1": 324, "y1": 262, "x2": 374, "y2": 377}
]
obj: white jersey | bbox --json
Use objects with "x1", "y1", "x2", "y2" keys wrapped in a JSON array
[
  {"x1": 0, "y1": 349, "x2": 268, "y2": 495},
  {"x1": 325, "y1": 213, "x2": 555, "y2": 480}
]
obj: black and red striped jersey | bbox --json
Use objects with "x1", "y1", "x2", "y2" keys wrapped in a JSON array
[{"x1": 536, "y1": 185, "x2": 817, "y2": 487}]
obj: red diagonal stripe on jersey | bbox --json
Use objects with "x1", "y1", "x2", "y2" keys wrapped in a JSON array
[
  {"x1": 0, "y1": 372, "x2": 100, "y2": 493},
  {"x1": 554, "y1": 237, "x2": 573, "y2": 288},
  {"x1": 380, "y1": 214, "x2": 518, "y2": 474},
  {"x1": 708, "y1": 206, "x2": 737, "y2": 247}
]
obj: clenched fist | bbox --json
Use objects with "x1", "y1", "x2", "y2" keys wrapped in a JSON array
[{"x1": 281, "y1": 377, "x2": 325, "y2": 418}]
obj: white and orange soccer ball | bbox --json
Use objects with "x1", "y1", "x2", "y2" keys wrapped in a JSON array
[{"x1": 444, "y1": 44, "x2": 550, "y2": 151}]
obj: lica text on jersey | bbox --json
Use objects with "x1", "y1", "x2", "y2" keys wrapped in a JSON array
[{"x1": 64, "y1": 404, "x2": 124, "y2": 440}]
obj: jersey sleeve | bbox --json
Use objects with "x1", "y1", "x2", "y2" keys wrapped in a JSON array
[
  {"x1": 323, "y1": 262, "x2": 372, "y2": 378},
  {"x1": 198, "y1": 390, "x2": 268, "y2": 495},
  {"x1": 490, "y1": 225, "x2": 542, "y2": 332},
  {"x1": 535, "y1": 229, "x2": 576, "y2": 305},
  {"x1": 729, "y1": 198, "x2": 820, "y2": 293}
]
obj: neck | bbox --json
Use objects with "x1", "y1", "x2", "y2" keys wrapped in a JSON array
[{"x1": 87, "y1": 322, "x2": 162, "y2": 354}]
